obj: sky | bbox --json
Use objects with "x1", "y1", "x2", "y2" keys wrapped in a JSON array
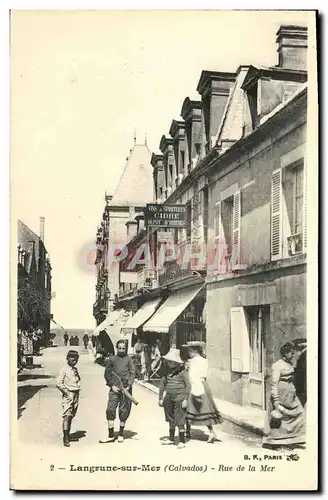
[{"x1": 10, "y1": 10, "x2": 311, "y2": 329}]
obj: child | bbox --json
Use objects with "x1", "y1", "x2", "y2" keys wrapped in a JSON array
[
  {"x1": 56, "y1": 350, "x2": 81, "y2": 447},
  {"x1": 158, "y1": 348, "x2": 190, "y2": 449}
]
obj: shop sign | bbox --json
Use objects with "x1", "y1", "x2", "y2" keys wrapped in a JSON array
[{"x1": 145, "y1": 204, "x2": 187, "y2": 228}]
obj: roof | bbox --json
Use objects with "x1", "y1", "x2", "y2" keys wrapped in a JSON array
[
  {"x1": 110, "y1": 144, "x2": 154, "y2": 206},
  {"x1": 260, "y1": 82, "x2": 307, "y2": 126},
  {"x1": 216, "y1": 66, "x2": 250, "y2": 146}
]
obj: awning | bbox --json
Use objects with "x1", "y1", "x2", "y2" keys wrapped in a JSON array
[
  {"x1": 142, "y1": 285, "x2": 203, "y2": 333},
  {"x1": 92, "y1": 310, "x2": 122, "y2": 336},
  {"x1": 123, "y1": 298, "x2": 162, "y2": 330}
]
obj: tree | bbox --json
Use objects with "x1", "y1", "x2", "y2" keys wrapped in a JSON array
[{"x1": 17, "y1": 276, "x2": 49, "y2": 331}]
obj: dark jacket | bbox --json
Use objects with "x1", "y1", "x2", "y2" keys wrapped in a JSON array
[
  {"x1": 159, "y1": 366, "x2": 190, "y2": 400},
  {"x1": 104, "y1": 355, "x2": 136, "y2": 389}
]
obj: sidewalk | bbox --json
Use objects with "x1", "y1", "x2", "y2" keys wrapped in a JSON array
[{"x1": 136, "y1": 379, "x2": 265, "y2": 436}]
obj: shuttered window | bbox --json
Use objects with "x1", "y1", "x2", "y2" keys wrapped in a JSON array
[
  {"x1": 186, "y1": 201, "x2": 192, "y2": 240},
  {"x1": 230, "y1": 307, "x2": 251, "y2": 373},
  {"x1": 271, "y1": 169, "x2": 282, "y2": 260},
  {"x1": 202, "y1": 187, "x2": 209, "y2": 244},
  {"x1": 214, "y1": 201, "x2": 221, "y2": 242}
]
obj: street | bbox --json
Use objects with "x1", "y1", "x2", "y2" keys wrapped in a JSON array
[{"x1": 17, "y1": 345, "x2": 262, "y2": 451}]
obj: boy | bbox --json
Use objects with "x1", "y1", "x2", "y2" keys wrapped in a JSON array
[
  {"x1": 56, "y1": 350, "x2": 81, "y2": 447},
  {"x1": 158, "y1": 348, "x2": 190, "y2": 449},
  {"x1": 101, "y1": 340, "x2": 135, "y2": 444}
]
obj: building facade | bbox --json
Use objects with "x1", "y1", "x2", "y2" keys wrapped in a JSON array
[
  {"x1": 17, "y1": 218, "x2": 52, "y2": 345},
  {"x1": 113, "y1": 25, "x2": 309, "y2": 412}
]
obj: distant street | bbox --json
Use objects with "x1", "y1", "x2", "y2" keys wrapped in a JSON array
[{"x1": 17, "y1": 345, "x2": 262, "y2": 452}]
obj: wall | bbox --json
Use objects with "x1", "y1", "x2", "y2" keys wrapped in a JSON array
[
  {"x1": 208, "y1": 118, "x2": 306, "y2": 270},
  {"x1": 206, "y1": 263, "x2": 306, "y2": 406}
]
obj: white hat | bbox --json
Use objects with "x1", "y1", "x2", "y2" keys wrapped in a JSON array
[{"x1": 163, "y1": 348, "x2": 183, "y2": 364}]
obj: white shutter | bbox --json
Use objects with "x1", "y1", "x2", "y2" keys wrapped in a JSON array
[
  {"x1": 230, "y1": 307, "x2": 251, "y2": 373},
  {"x1": 303, "y1": 161, "x2": 307, "y2": 252},
  {"x1": 214, "y1": 201, "x2": 223, "y2": 272},
  {"x1": 271, "y1": 169, "x2": 282, "y2": 260},
  {"x1": 214, "y1": 201, "x2": 221, "y2": 242},
  {"x1": 232, "y1": 190, "x2": 241, "y2": 268}
]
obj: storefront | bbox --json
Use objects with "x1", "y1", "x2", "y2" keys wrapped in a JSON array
[{"x1": 142, "y1": 284, "x2": 205, "y2": 354}]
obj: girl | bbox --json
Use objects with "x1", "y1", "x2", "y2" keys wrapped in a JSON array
[
  {"x1": 158, "y1": 348, "x2": 190, "y2": 449},
  {"x1": 186, "y1": 344, "x2": 222, "y2": 443}
]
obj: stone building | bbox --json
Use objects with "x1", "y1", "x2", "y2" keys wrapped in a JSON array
[
  {"x1": 113, "y1": 26, "x2": 309, "y2": 413},
  {"x1": 93, "y1": 137, "x2": 153, "y2": 326},
  {"x1": 17, "y1": 218, "x2": 52, "y2": 345}
]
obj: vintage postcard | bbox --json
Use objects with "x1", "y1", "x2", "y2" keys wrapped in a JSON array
[{"x1": 10, "y1": 10, "x2": 318, "y2": 491}]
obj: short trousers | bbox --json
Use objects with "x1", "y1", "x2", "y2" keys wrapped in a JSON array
[
  {"x1": 163, "y1": 392, "x2": 187, "y2": 427},
  {"x1": 106, "y1": 388, "x2": 132, "y2": 422},
  {"x1": 62, "y1": 390, "x2": 80, "y2": 418}
]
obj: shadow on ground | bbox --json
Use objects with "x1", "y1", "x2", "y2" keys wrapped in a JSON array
[
  {"x1": 17, "y1": 384, "x2": 45, "y2": 419},
  {"x1": 18, "y1": 374, "x2": 52, "y2": 382},
  {"x1": 69, "y1": 430, "x2": 87, "y2": 442}
]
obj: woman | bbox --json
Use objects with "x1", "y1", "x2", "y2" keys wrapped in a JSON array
[
  {"x1": 262, "y1": 342, "x2": 306, "y2": 450},
  {"x1": 185, "y1": 344, "x2": 222, "y2": 443}
]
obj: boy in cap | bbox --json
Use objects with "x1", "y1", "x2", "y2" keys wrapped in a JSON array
[
  {"x1": 56, "y1": 350, "x2": 81, "y2": 447},
  {"x1": 158, "y1": 348, "x2": 190, "y2": 449},
  {"x1": 101, "y1": 339, "x2": 135, "y2": 443}
]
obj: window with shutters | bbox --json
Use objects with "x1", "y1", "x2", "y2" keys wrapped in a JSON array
[
  {"x1": 202, "y1": 187, "x2": 209, "y2": 244},
  {"x1": 246, "y1": 306, "x2": 268, "y2": 376},
  {"x1": 271, "y1": 159, "x2": 306, "y2": 260},
  {"x1": 214, "y1": 190, "x2": 241, "y2": 273},
  {"x1": 186, "y1": 201, "x2": 192, "y2": 240},
  {"x1": 191, "y1": 187, "x2": 200, "y2": 241}
]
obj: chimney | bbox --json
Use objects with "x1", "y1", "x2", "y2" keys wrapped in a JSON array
[
  {"x1": 39, "y1": 217, "x2": 45, "y2": 243},
  {"x1": 276, "y1": 25, "x2": 308, "y2": 71}
]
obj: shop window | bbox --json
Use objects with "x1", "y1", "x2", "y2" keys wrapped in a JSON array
[{"x1": 176, "y1": 298, "x2": 206, "y2": 348}]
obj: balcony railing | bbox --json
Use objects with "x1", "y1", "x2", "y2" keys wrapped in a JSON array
[{"x1": 137, "y1": 268, "x2": 158, "y2": 290}]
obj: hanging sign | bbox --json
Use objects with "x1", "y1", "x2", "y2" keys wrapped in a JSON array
[{"x1": 145, "y1": 204, "x2": 187, "y2": 228}]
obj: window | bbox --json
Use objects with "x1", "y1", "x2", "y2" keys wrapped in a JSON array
[
  {"x1": 271, "y1": 158, "x2": 307, "y2": 260},
  {"x1": 293, "y1": 164, "x2": 304, "y2": 235},
  {"x1": 169, "y1": 164, "x2": 173, "y2": 186},
  {"x1": 180, "y1": 150, "x2": 185, "y2": 175},
  {"x1": 221, "y1": 197, "x2": 233, "y2": 256},
  {"x1": 192, "y1": 187, "x2": 200, "y2": 240},
  {"x1": 247, "y1": 83, "x2": 259, "y2": 129},
  {"x1": 247, "y1": 307, "x2": 264, "y2": 375},
  {"x1": 186, "y1": 201, "x2": 192, "y2": 240},
  {"x1": 214, "y1": 190, "x2": 241, "y2": 272},
  {"x1": 202, "y1": 187, "x2": 209, "y2": 244}
]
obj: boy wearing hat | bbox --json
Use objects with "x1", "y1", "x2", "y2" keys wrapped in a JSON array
[
  {"x1": 56, "y1": 350, "x2": 81, "y2": 447},
  {"x1": 158, "y1": 348, "x2": 190, "y2": 449}
]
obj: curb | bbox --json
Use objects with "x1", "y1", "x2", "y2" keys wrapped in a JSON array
[{"x1": 135, "y1": 379, "x2": 264, "y2": 437}]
